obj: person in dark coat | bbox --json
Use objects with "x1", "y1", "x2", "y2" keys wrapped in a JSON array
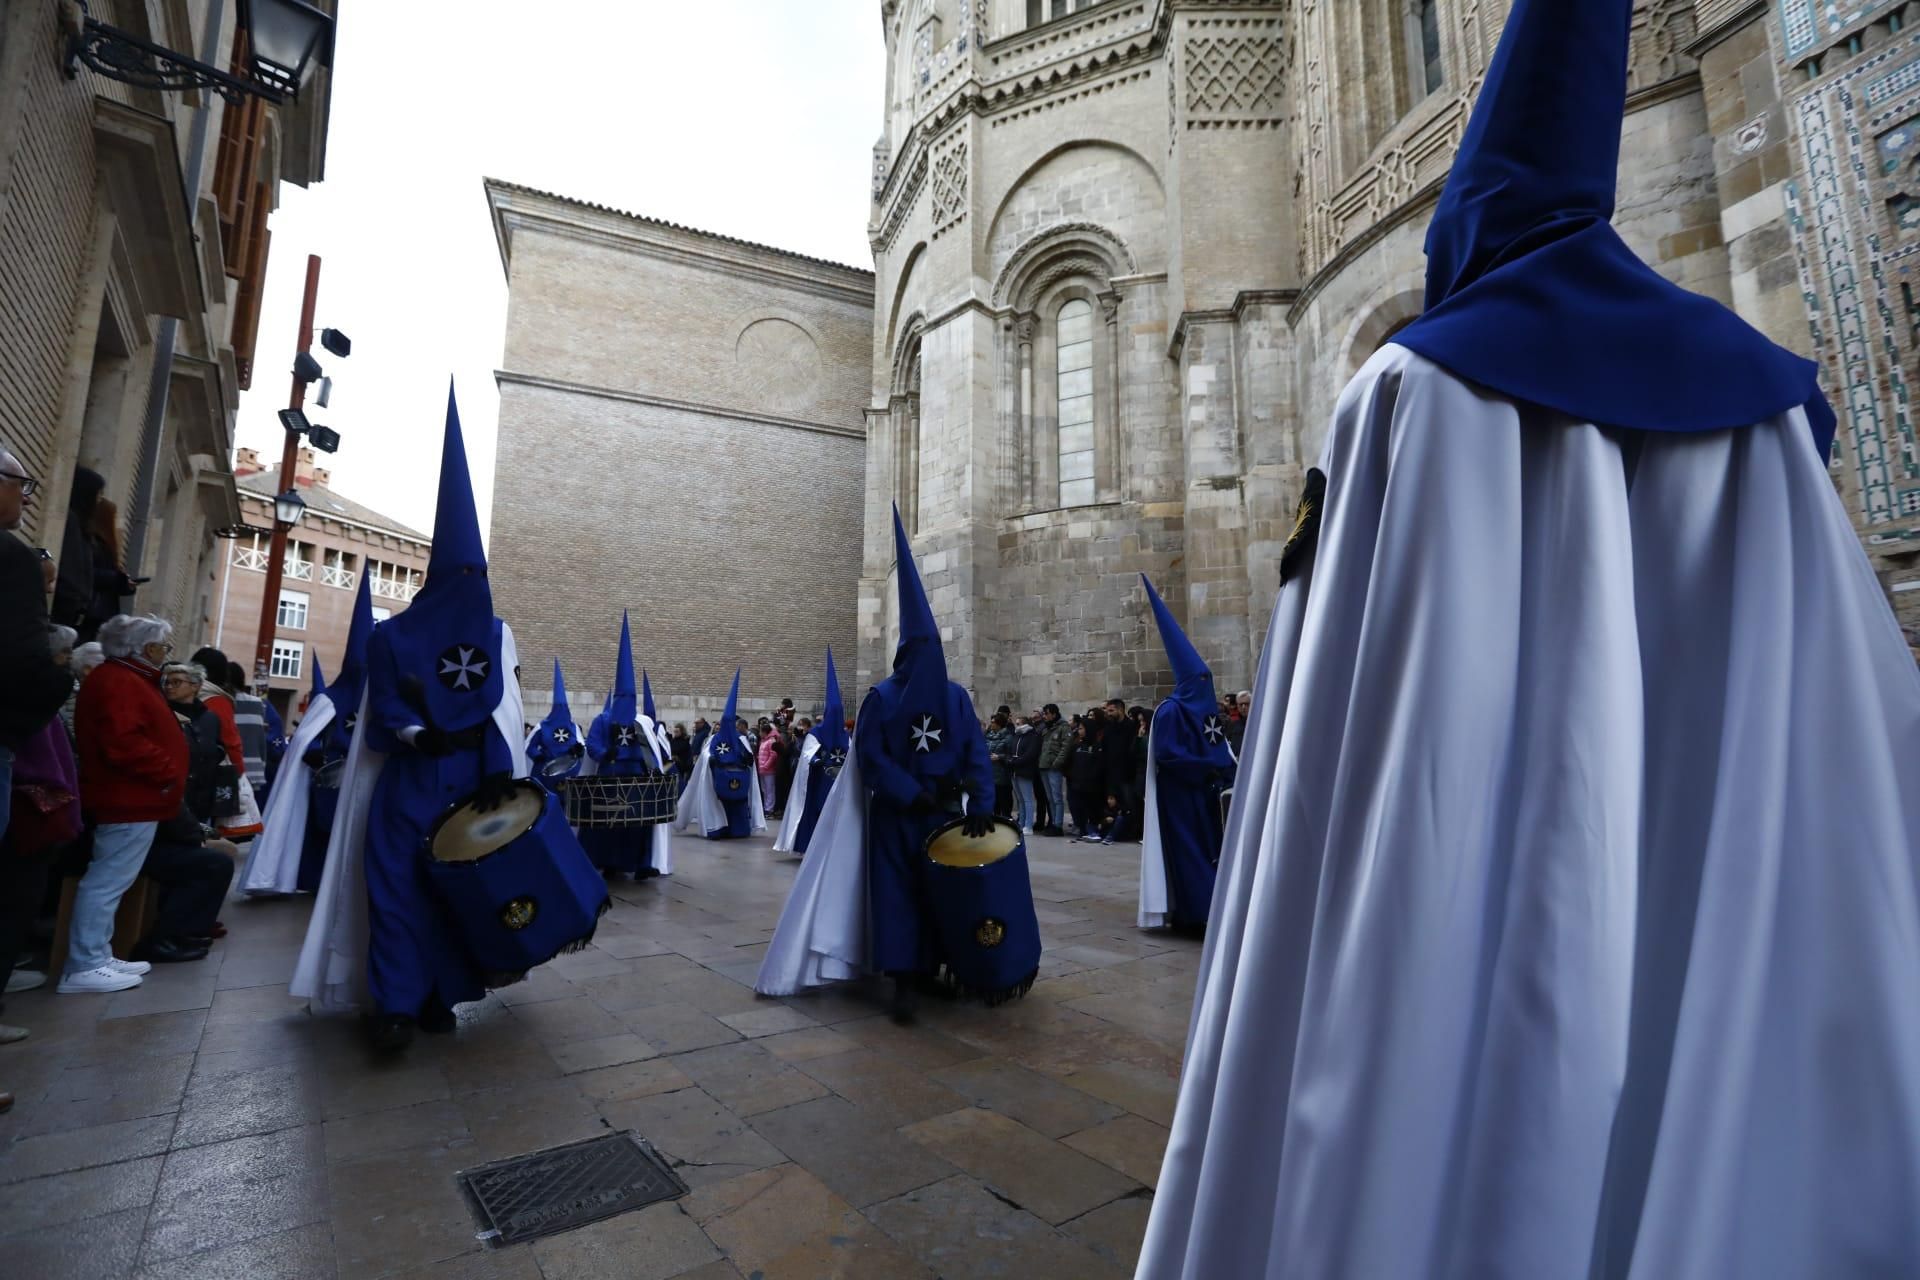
[
  {"x1": 0, "y1": 447, "x2": 78, "y2": 837},
  {"x1": 51, "y1": 467, "x2": 102, "y2": 636},
  {"x1": 1095, "y1": 698, "x2": 1136, "y2": 835}
]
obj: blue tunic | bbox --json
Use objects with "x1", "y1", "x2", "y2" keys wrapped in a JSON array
[
  {"x1": 856, "y1": 682, "x2": 994, "y2": 975},
  {"x1": 792, "y1": 743, "x2": 842, "y2": 854},
  {"x1": 706, "y1": 733, "x2": 755, "y2": 839}
]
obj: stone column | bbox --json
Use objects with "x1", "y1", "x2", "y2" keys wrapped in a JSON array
[{"x1": 1015, "y1": 313, "x2": 1036, "y2": 511}]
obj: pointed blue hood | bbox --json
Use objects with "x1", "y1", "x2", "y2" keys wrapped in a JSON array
[
  {"x1": 377, "y1": 382, "x2": 503, "y2": 731},
  {"x1": 642, "y1": 670, "x2": 659, "y2": 725},
  {"x1": 1393, "y1": 0, "x2": 1833, "y2": 455},
  {"x1": 873, "y1": 506, "x2": 960, "y2": 774},
  {"x1": 610, "y1": 611, "x2": 637, "y2": 723},
  {"x1": 309, "y1": 651, "x2": 327, "y2": 700},
  {"x1": 812, "y1": 648, "x2": 849, "y2": 755},
  {"x1": 1142, "y1": 575, "x2": 1215, "y2": 706},
  {"x1": 543, "y1": 659, "x2": 575, "y2": 731},
  {"x1": 321, "y1": 572, "x2": 376, "y2": 751},
  {"x1": 710, "y1": 669, "x2": 744, "y2": 763}
]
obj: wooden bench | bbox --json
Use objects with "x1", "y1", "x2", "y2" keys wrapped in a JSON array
[{"x1": 47, "y1": 875, "x2": 159, "y2": 971}]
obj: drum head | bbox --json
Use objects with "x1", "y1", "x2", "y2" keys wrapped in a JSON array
[
  {"x1": 539, "y1": 755, "x2": 577, "y2": 778},
  {"x1": 429, "y1": 782, "x2": 546, "y2": 864},
  {"x1": 924, "y1": 817, "x2": 1022, "y2": 868},
  {"x1": 312, "y1": 759, "x2": 345, "y2": 790}
]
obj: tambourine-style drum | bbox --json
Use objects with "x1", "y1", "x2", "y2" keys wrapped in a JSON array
[
  {"x1": 557, "y1": 774, "x2": 678, "y2": 828},
  {"x1": 537, "y1": 751, "x2": 584, "y2": 782},
  {"x1": 426, "y1": 780, "x2": 610, "y2": 981},
  {"x1": 922, "y1": 816, "x2": 1042, "y2": 1004}
]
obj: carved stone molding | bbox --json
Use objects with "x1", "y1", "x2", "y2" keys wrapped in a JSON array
[{"x1": 930, "y1": 137, "x2": 970, "y2": 238}]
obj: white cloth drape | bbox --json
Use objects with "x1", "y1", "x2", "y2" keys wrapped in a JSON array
[
  {"x1": 238, "y1": 693, "x2": 335, "y2": 896},
  {"x1": 1138, "y1": 346, "x2": 1920, "y2": 1280},
  {"x1": 1136, "y1": 722, "x2": 1170, "y2": 929},
  {"x1": 755, "y1": 752, "x2": 867, "y2": 996},
  {"x1": 773, "y1": 736, "x2": 821, "y2": 853}
]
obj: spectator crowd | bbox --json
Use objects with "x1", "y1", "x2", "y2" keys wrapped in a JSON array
[{"x1": 1, "y1": 456, "x2": 263, "y2": 1115}]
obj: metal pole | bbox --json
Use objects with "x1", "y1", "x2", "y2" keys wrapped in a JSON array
[
  {"x1": 252, "y1": 253, "x2": 321, "y2": 687},
  {"x1": 124, "y1": 0, "x2": 228, "y2": 582}
]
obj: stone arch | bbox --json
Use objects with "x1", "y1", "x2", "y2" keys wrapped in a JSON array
[
  {"x1": 885, "y1": 241, "x2": 930, "y2": 372},
  {"x1": 1344, "y1": 285, "x2": 1426, "y2": 375},
  {"x1": 993, "y1": 222, "x2": 1135, "y2": 310},
  {"x1": 985, "y1": 140, "x2": 1166, "y2": 284}
]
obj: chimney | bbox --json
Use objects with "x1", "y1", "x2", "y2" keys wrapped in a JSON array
[
  {"x1": 233, "y1": 446, "x2": 263, "y2": 477},
  {"x1": 293, "y1": 446, "x2": 318, "y2": 488},
  {"x1": 312, "y1": 465, "x2": 331, "y2": 488}
]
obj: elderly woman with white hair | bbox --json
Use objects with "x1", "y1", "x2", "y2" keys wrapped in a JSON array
[{"x1": 60, "y1": 614, "x2": 188, "y2": 994}]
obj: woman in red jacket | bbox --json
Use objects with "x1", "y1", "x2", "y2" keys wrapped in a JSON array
[{"x1": 60, "y1": 614, "x2": 188, "y2": 994}]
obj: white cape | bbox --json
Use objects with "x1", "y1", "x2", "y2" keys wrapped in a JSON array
[
  {"x1": 1138, "y1": 346, "x2": 1920, "y2": 1279},
  {"x1": 755, "y1": 750, "x2": 868, "y2": 995},
  {"x1": 579, "y1": 711, "x2": 674, "y2": 875},
  {"x1": 1136, "y1": 722, "x2": 1169, "y2": 929},
  {"x1": 672, "y1": 733, "x2": 767, "y2": 838},
  {"x1": 238, "y1": 692, "x2": 335, "y2": 896},
  {"x1": 291, "y1": 623, "x2": 529, "y2": 1014},
  {"x1": 772, "y1": 736, "x2": 821, "y2": 853}
]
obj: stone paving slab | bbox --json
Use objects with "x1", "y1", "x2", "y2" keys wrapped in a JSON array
[{"x1": 0, "y1": 831, "x2": 1193, "y2": 1277}]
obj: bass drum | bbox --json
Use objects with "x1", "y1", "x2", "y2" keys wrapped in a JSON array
[
  {"x1": 425, "y1": 780, "x2": 610, "y2": 983},
  {"x1": 922, "y1": 816, "x2": 1042, "y2": 1004}
]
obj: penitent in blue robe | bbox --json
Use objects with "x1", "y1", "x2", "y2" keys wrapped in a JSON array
[
  {"x1": 857, "y1": 680, "x2": 994, "y2": 975},
  {"x1": 581, "y1": 713, "x2": 667, "y2": 874},
  {"x1": 360, "y1": 619, "x2": 505, "y2": 1019},
  {"x1": 1148, "y1": 702, "x2": 1235, "y2": 930}
]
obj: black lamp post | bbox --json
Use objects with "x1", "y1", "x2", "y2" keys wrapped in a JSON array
[
  {"x1": 63, "y1": 0, "x2": 333, "y2": 105},
  {"x1": 272, "y1": 489, "x2": 308, "y2": 529}
]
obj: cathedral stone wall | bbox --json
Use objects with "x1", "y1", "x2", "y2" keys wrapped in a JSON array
[{"x1": 486, "y1": 183, "x2": 873, "y2": 722}]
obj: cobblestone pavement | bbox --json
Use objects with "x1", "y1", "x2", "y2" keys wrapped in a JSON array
[{"x1": 0, "y1": 832, "x2": 1196, "y2": 1278}]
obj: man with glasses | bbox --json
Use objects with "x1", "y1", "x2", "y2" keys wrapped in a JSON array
[{"x1": 0, "y1": 445, "x2": 77, "y2": 861}]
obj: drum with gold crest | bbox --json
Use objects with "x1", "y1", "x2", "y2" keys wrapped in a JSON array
[
  {"x1": 425, "y1": 780, "x2": 610, "y2": 983},
  {"x1": 922, "y1": 816, "x2": 1042, "y2": 1004}
]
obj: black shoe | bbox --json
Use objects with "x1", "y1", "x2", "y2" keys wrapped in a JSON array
[
  {"x1": 417, "y1": 1003, "x2": 457, "y2": 1035},
  {"x1": 368, "y1": 1014, "x2": 415, "y2": 1052},
  {"x1": 888, "y1": 976, "x2": 919, "y2": 1025},
  {"x1": 134, "y1": 938, "x2": 210, "y2": 964},
  {"x1": 179, "y1": 935, "x2": 214, "y2": 949}
]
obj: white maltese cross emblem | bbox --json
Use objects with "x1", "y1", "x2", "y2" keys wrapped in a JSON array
[
  {"x1": 910, "y1": 714, "x2": 944, "y2": 753},
  {"x1": 436, "y1": 645, "x2": 490, "y2": 692}
]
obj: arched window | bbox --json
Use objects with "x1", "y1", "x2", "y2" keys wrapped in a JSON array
[
  {"x1": 1056, "y1": 299, "x2": 1096, "y2": 508},
  {"x1": 1028, "y1": 0, "x2": 1101, "y2": 28},
  {"x1": 1416, "y1": 0, "x2": 1443, "y2": 98}
]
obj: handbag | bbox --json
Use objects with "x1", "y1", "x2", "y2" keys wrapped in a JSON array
[
  {"x1": 8, "y1": 782, "x2": 82, "y2": 854},
  {"x1": 216, "y1": 772, "x2": 264, "y2": 839}
]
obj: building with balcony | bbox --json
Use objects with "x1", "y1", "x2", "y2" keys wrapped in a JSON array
[
  {"x1": 0, "y1": 0, "x2": 336, "y2": 641},
  {"x1": 210, "y1": 446, "x2": 429, "y2": 716}
]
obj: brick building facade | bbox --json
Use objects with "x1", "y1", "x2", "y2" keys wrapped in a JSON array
[
  {"x1": 0, "y1": 1, "x2": 333, "y2": 641},
  {"x1": 210, "y1": 446, "x2": 430, "y2": 719},
  {"x1": 485, "y1": 182, "x2": 873, "y2": 723}
]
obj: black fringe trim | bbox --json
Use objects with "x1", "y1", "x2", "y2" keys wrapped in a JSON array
[
  {"x1": 937, "y1": 965, "x2": 1040, "y2": 1007},
  {"x1": 481, "y1": 896, "x2": 612, "y2": 987}
]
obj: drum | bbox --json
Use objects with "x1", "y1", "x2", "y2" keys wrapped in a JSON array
[
  {"x1": 425, "y1": 780, "x2": 610, "y2": 981},
  {"x1": 922, "y1": 816, "x2": 1042, "y2": 1004},
  {"x1": 537, "y1": 751, "x2": 584, "y2": 782},
  {"x1": 558, "y1": 774, "x2": 678, "y2": 828}
]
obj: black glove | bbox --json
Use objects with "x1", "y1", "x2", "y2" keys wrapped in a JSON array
[
  {"x1": 412, "y1": 727, "x2": 452, "y2": 757},
  {"x1": 301, "y1": 748, "x2": 325, "y2": 769},
  {"x1": 568, "y1": 744, "x2": 586, "y2": 759},
  {"x1": 472, "y1": 772, "x2": 518, "y2": 813},
  {"x1": 907, "y1": 790, "x2": 940, "y2": 816},
  {"x1": 962, "y1": 811, "x2": 995, "y2": 840}
]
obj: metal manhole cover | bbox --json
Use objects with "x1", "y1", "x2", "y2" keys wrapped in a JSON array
[{"x1": 457, "y1": 1131, "x2": 687, "y2": 1246}]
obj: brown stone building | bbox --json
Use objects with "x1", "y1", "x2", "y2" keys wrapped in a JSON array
[
  {"x1": 485, "y1": 182, "x2": 874, "y2": 722},
  {"x1": 0, "y1": 1, "x2": 334, "y2": 638},
  {"x1": 210, "y1": 446, "x2": 430, "y2": 718}
]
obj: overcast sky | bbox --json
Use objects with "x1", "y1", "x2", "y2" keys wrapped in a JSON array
[{"x1": 235, "y1": 2, "x2": 886, "y2": 540}]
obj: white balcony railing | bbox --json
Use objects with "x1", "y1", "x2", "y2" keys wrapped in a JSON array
[
  {"x1": 369, "y1": 576, "x2": 419, "y2": 602},
  {"x1": 283, "y1": 559, "x2": 314, "y2": 582},
  {"x1": 321, "y1": 565, "x2": 356, "y2": 589},
  {"x1": 233, "y1": 545, "x2": 268, "y2": 571}
]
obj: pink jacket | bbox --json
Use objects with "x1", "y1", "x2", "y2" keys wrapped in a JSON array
[{"x1": 756, "y1": 733, "x2": 780, "y2": 774}]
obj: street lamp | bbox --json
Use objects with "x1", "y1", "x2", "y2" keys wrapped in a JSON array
[
  {"x1": 62, "y1": 0, "x2": 333, "y2": 105},
  {"x1": 273, "y1": 489, "x2": 308, "y2": 528}
]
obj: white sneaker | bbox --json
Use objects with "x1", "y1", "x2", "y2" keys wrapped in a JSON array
[
  {"x1": 57, "y1": 966, "x2": 143, "y2": 994},
  {"x1": 105, "y1": 957, "x2": 152, "y2": 976},
  {"x1": 5, "y1": 970, "x2": 46, "y2": 993}
]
